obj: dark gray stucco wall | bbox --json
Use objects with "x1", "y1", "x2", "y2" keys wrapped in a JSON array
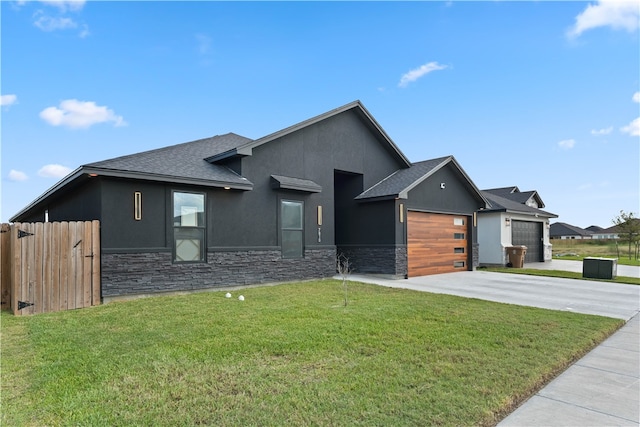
[
  {"x1": 44, "y1": 179, "x2": 102, "y2": 223},
  {"x1": 100, "y1": 179, "x2": 166, "y2": 250},
  {"x1": 405, "y1": 165, "x2": 483, "y2": 215}
]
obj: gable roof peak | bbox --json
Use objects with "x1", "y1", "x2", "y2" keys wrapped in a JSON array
[{"x1": 206, "y1": 100, "x2": 411, "y2": 167}]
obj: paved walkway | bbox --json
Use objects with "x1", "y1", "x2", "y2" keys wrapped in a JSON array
[{"x1": 344, "y1": 265, "x2": 640, "y2": 426}]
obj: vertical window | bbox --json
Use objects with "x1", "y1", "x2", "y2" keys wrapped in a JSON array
[
  {"x1": 281, "y1": 200, "x2": 303, "y2": 258},
  {"x1": 173, "y1": 191, "x2": 205, "y2": 262}
]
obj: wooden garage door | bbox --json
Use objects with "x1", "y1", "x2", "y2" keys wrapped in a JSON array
[{"x1": 408, "y1": 211, "x2": 469, "y2": 277}]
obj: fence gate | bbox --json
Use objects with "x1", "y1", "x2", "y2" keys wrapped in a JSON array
[{"x1": 0, "y1": 221, "x2": 100, "y2": 316}]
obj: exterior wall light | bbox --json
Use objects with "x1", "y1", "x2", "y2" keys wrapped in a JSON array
[
  {"x1": 134, "y1": 191, "x2": 142, "y2": 220},
  {"x1": 505, "y1": 217, "x2": 511, "y2": 227}
]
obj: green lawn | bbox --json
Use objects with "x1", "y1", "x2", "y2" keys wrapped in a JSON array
[
  {"x1": 552, "y1": 239, "x2": 640, "y2": 266},
  {"x1": 1, "y1": 280, "x2": 622, "y2": 426}
]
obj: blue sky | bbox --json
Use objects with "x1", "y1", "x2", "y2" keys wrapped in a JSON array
[{"x1": 2, "y1": 0, "x2": 639, "y2": 228}]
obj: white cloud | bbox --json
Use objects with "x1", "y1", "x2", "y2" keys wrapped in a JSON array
[
  {"x1": 29, "y1": 1, "x2": 88, "y2": 36},
  {"x1": 8, "y1": 170, "x2": 28, "y2": 182},
  {"x1": 33, "y1": 13, "x2": 78, "y2": 31},
  {"x1": 1, "y1": 94, "x2": 17, "y2": 107},
  {"x1": 195, "y1": 33, "x2": 212, "y2": 55},
  {"x1": 40, "y1": 99, "x2": 127, "y2": 129},
  {"x1": 38, "y1": 164, "x2": 72, "y2": 178},
  {"x1": 591, "y1": 126, "x2": 613, "y2": 135},
  {"x1": 620, "y1": 117, "x2": 640, "y2": 136},
  {"x1": 633, "y1": 91, "x2": 640, "y2": 103},
  {"x1": 39, "y1": 0, "x2": 86, "y2": 12},
  {"x1": 558, "y1": 139, "x2": 576, "y2": 150},
  {"x1": 568, "y1": 0, "x2": 640, "y2": 38},
  {"x1": 398, "y1": 62, "x2": 448, "y2": 88}
]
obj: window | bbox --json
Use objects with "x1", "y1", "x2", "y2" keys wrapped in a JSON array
[
  {"x1": 454, "y1": 247, "x2": 465, "y2": 254},
  {"x1": 454, "y1": 217, "x2": 465, "y2": 226},
  {"x1": 454, "y1": 233, "x2": 465, "y2": 240},
  {"x1": 173, "y1": 191, "x2": 205, "y2": 262},
  {"x1": 281, "y1": 200, "x2": 303, "y2": 258},
  {"x1": 454, "y1": 261, "x2": 465, "y2": 268}
]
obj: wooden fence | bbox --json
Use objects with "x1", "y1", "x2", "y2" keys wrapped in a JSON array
[{"x1": 0, "y1": 221, "x2": 100, "y2": 316}]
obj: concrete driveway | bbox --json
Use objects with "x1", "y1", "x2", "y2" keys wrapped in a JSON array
[
  {"x1": 348, "y1": 268, "x2": 640, "y2": 320},
  {"x1": 345, "y1": 266, "x2": 640, "y2": 426}
]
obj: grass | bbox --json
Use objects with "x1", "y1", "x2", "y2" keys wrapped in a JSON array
[
  {"x1": 484, "y1": 267, "x2": 640, "y2": 285},
  {"x1": 552, "y1": 239, "x2": 640, "y2": 266},
  {"x1": 1, "y1": 280, "x2": 622, "y2": 426}
]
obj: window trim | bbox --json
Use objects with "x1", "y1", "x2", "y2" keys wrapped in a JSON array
[
  {"x1": 280, "y1": 199, "x2": 304, "y2": 259},
  {"x1": 172, "y1": 190, "x2": 206, "y2": 263}
]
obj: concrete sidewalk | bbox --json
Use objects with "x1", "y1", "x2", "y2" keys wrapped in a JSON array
[
  {"x1": 345, "y1": 270, "x2": 640, "y2": 426},
  {"x1": 500, "y1": 313, "x2": 639, "y2": 426}
]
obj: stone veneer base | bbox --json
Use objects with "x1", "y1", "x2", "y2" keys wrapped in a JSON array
[{"x1": 101, "y1": 248, "x2": 336, "y2": 298}]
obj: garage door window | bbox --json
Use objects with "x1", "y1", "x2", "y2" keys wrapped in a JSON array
[
  {"x1": 454, "y1": 247, "x2": 465, "y2": 254},
  {"x1": 454, "y1": 218, "x2": 465, "y2": 226},
  {"x1": 454, "y1": 233, "x2": 465, "y2": 239},
  {"x1": 454, "y1": 261, "x2": 465, "y2": 268}
]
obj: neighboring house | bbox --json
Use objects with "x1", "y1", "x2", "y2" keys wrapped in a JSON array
[
  {"x1": 477, "y1": 186, "x2": 557, "y2": 266},
  {"x1": 550, "y1": 222, "x2": 594, "y2": 240},
  {"x1": 589, "y1": 225, "x2": 620, "y2": 240},
  {"x1": 11, "y1": 101, "x2": 489, "y2": 300}
]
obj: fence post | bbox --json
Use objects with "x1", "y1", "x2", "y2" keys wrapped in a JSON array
[{"x1": 0, "y1": 223, "x2": 11, "y2": 309}]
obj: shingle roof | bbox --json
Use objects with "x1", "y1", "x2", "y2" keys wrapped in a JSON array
[
  {"x1": 550, "y1": 222, "x2": 592, "y2": 237},
  {"x1": 483, "y1": 186, "x2": 518, "y2": 196},
  {"x1": 86, "y1": 133, "x2": 253, "y2": 189},
  {"x1": 481, "y1": 191, "x2": 557, "y2": 218},
  {"x1": 9, "y1": 133, "x2": 254, "y2": 221},
  {"x1": 484, "y1": 186, "x2": 544, "y2": 208},
  {"x1": 355, "y1": 156, "x2": 488, "y2": 207},
  {"x1": 355, "y1": 157, "x2": 451, "y2": 201}
]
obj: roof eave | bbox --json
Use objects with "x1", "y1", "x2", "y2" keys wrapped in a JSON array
[
  {"x1": 355, "y1": 194, "x2": 402, "y2": 203},
  {"x1": 8, "y1": 166, "x2": 254, "y2": 222},
  {"x1": 9, "y1": 166, "x2": 86, "y2": 222},
  {"x1": 86, "y1": 167, "x2": 254, "y2": 190}
]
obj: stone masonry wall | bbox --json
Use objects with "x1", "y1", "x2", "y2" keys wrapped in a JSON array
[
  {"x1": 337, "y1": 245, "x2": 407, "y2": 278},
  {"x1": 101, "y1": 248, "x2": 336, "y2": 298}
]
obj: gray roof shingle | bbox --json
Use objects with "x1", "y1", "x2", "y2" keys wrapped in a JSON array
[
  {"x1": 355, "y1": 156, "x2": 452, "y2": 201},
  {"x1": 86, "y1": 133, "x2": 253, "y2": 188},
  {"x1": 550, "y1": 222, "x2": 592, "y2": 237},
  {"x1": 481, "y1": 191, "x2": 557, "y2": 218}
]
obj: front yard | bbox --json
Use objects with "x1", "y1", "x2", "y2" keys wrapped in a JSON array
[{"x1": 1, "y1": 280, "x2": 622, "y2": 426}]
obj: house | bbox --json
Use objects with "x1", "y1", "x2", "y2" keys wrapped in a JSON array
[
  {"x1": 10, "y1": 101, "x2": 489, "y2": 300},
  {"x1": 589, "y1": 225, "x2": 620, "y2": 240},
  {"x1": 550, "y1": 222, "x2": 593, "y2": 240},
  {"x1": 477, "y1": 186, "x2": 557, "y2": 266}
]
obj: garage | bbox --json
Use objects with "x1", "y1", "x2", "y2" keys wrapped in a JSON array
[
  {"x1": 407, "y1": 211, "x2": 470, "y2": 277},
  {"x1": 512, "y1": 220, "x2": 543, "y2": 263}
]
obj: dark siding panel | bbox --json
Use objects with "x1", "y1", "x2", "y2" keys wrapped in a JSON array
[
  {"x1": 101, "y1": 179, "x2": 166, "y2": 250},
  {"x1": 48, "y1": 180, "x2": 101, "y2": 222},
  {"x1": 406, "y1": 164, "x2": 482, "y2": 215}
]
